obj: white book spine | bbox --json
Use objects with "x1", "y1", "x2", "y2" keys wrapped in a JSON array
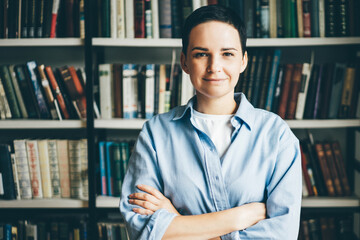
[
  {"x1": 26, "y1": 140, "x2": 43, "y2": 199},
  {"x1": 117, "y1": 0, "x2": 125, "y2": 38},
  {"x1": 192, "y1": 0, "x2": 201, "y2": 10},
  {"x1": 0, "y1": 77, "x2": 12, "y2": 118},
  {"x1": 111, "y1": 0, "x2": 118, "y2": 38},
  {"x1": 145, "y1": 64, "x2": 155, "y2": 119},
  {"x1": 318, "y1": 0, "x2": 326, "y2": 38},
  {"x1": 151, "y1": 0, "x2": 159, "y2": 38},
  {"x1": 181, "y1": 71, "x2": 194, "y2": 105},
  {"x1": 269, "y1": 0, "x2": 277, "y2": 38},
  {"x1": 123, "y1": 64, "x2": 138, "y2": 118},
  {"x1": 57, "y1": 139, "x2": 71, "y2": 198},
  {"x1": 200, "y1": 0, "x2": 207, "y2": 7},
  {"x1": 11, "y1": 153, "x2": 21, "y2": 200},
  {"x1": 68, "y1": 140, "x2": 82, "y2": 199},
  {"x1": 125, "y1": 0, "x2": 135, "y2": 38},
  {"x1": 295, "y1": 63, "x2": 312, "y2": 120},
  {"x1": 48, "y1": 140, "x2": 61, "y2": 198},
  {"x1": 13, "y1": 140, "x2": 32, "y2": 199},
  {"x1": 99, "y1": 64, "x2": 113, "y2": 119},
  {"x1": 80, "y1": 139, "x2": 88, "y2": 200},
  {"x1": 37, "y1": 140, "x2": 53, "y2": 198}
]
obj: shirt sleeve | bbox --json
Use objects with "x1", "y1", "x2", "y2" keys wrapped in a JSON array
[
  {"x1": 238, "y1": 127, "x2": 302, "y2": 240},
  {"x1": 119, "y1": 124, "x2": 177, "y2": 240}
]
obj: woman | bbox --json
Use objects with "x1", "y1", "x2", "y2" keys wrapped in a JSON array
[{"x1": 120, "y1": 5, "x2": 301, "y2": 239}]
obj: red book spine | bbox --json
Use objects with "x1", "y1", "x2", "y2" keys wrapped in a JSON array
[
  {"x1": 302, "y1": 0, "x2": 312, "y2": 37},
  {"x1": 277, "y1": 64, "x2": 294, "y2": 119},
  {"x1": 50, "y1": 0, "x2": 61, "y2": 38},
  {"x1": 134, "y1": 0, "x2": 145, "y2": 38},
  {"x1": 300, "y1": 145, "x2": 314, "y2": 196}
]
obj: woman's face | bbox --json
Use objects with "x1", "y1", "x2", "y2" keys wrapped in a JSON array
[{"x1": 181, "y1": 20, "x2": 247, "y2": 101}]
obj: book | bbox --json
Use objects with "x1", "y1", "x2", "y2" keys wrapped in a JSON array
[
  {"x1": 113, "y1": 63, "x2": 123, "y2": 118},
  {"x1": 14, "y1": 64, "x2": 40, "y2": 119},
  {"x1": 331, "y1": 141, "x2": 351, "y2": 196},
  {"x1": 8, "y1": 65, "x2": 28, "y2": 118},
  {"x1": 47, "y1": 140, "x2": 61, "y2": 198},
  {"x1": 328, "y1": 63, "x2": 346, "y2": 119},
  {"x1": 50, "y1": 0, "x2": 60, "y2": 38},
  {"x1": 145, "y1": 0, "x2": 153, "y2": 38},
  {"x1": 271, "y1": 65, "x2": 284, "y2": 113},
  {"x1": 303, "y1": 64, "x2": 320, "y2": 119},
  {"x1": 37, "y1": 140, "x2": 53, "y2": 198},
  {"x1": 277, "y1": 63, "x2": 293, "y2": 119},
  {"x1": 99, "y1": 64, "x2": 113, "y2": 119},
  {"x1": 79, "y1": 139, "x2": 88, "y2": 199},
  {"x1": 295, "y1": 63, "x2": 311, "y2": 119},
  {"x1": 0, "y1": 65, "x2": 21, "y2": 118},
  {"x1": 286, "y1": 63, "x2": 303, "y2": 119},
  {"x1": 296, "y1": 0, "x2": 303, "y2": 38},
  {"x1": 99, "y1": 141, "x2": 107, "y2": 196},
  {"x1": 125, "y1": 0, "x2": 134, "y2": 38},
  {"x1": 26, "y1": 140, "x2": 43, "y2": 198},
  {"x1": 68, "y1": 140, "x2": 82, "y2": 199},
  {"x1": 105, "y1": 142, "x2": 115, "y2": 196},
  {"x1": 0, "y1": 144, "x2": 16, "y2": 200},
  {"x1": 325, "y1": 0, "x2": 336, "y2": 37},
  {"x1": 338, "y1": 66, "x2": 356, "y2": 118},
  {"x1": 122, "y1": 64, "x2": 138, "y2": 118},
  {"x1": 269, "y1": 0, "x2": 277, "y2": 38},
  {"x1": 26, "y1": 61, "x2": 51, "y2": 119},
  {"x1": 300, "y1": 144, "x2": 314, "y2": 196},
  {"x1": 116, "y1": 0, "x2": 125, "y2": 38},
  {"x1": 323, "y1": 142, "x2": 343, "y2": 196},
  {"x1": 13, "y1": 140, "x2": 32, "y2": 199},
  {"x1": 159, "y1": 0, "x2": 172, "y2": 38},
  {"x1": 312, "y1": 64, "x2": 324, "y2": 119},
  {"x1": 310, "y1": 0, "x2": 320, "y2": 37},
  {"x1": 134, "y1": 0, "x2": 145, "y2": 38},
  {"x1": 314, "y1": 143, "x2": 335, "y2": 196},
  {"x1": 319, "y1": 64, "x2": 334, "y2": 119},
  {"x1": 252, "y1": 50, "x2": 265, "y2": 107},
  {"x1": 110, "y1": 0, "x2": 117, "y2": 38},
  {"x1": 171, "y1": 0, "x2": 182, "y2": 38},
  {"x1": 145, "y1": 64, "x2": 155, "y2": 119},
  {"x1": 151, "y1": 0, "x2": 159, "y2": 38},
  {"x1": 260, "y1": 0, "x2": 270, "y2": 38},
  {"x1": 57, "y1": 139, "x2": 71, "y2": 198}
]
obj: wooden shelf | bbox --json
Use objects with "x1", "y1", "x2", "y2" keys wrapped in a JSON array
[
  {"x1": 96, "y1": 196, "x2": 120, "y2": 208},
  {"x1": 93, "y1": 37, "x2": 360, "y2": 48},
  {"x1": 0, "y1": 120, "x2": 86, "y2": 129},
  {"x1": 94, "y1": 119, "x2": 360, "y2": 130},
  {"x1": 0, "y1": 38, "x2": 84, "y2": 47},
  {"x1": 0, "y1": 199, "x2": 88, "y2": 208},
  {"x1": 301, "y1": 196, "x2": 360, "y2": 208}
]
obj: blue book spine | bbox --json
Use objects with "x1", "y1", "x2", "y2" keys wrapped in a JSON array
[
  {"x1": 26, "y1": 61, "x2": 51, "y2": 119},
  {"x1": 105, "y1": 142, "x2": 114, "y2": 196},
  {"x1": 265, "y1": 49, "x2": 281, "y2": 111},
  {"x1": 4, "y1": 224, "x2": 12, "y2": 240},
  {"x1": 99, "y1": 142, "x2": 107, "y2": 196}
]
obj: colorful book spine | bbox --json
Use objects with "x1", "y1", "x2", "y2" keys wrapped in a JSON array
[
  {"x1": 99, "y1": 142, "x2": 107, "y2": 196},
  {"x1": 122, "y1": 64, "x2": 138, "y2": 118},
  {"x1": 295, "y1": 63, "x2": 311, "y2": 120},
  {"x1": 134, "y1": 0, "x2": 145, "y2": 38},
  {"x1": 26, "y1": 140, "x2": 43, "y2": 199},
  {"x1": 13, "y1": 140, "x2": 32, "y2": 199},
  {"x1": 145, "y1": 0, "x2": 154, "y2": 38},
  {"x1": 57, "y1": 139, "x2": 71, "y2": 198}
]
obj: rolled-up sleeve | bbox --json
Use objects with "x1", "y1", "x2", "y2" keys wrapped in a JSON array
[
  {"x1": 239, "y1": 128, "x2": 302, "y2": 239},
  {"x1": 119, "y1": 124, "x2": 177, "y2": 240}
]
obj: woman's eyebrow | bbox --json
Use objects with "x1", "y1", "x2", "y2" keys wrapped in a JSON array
[
  {"x1": 191, "y1": 47, "x2": 208, "y2": 51},
  {"x1": 221, "y1": 48, "x2": 238, "y2": 51}
]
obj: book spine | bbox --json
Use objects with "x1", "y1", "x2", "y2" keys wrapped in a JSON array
[
  {"x1": 159, "y1": 0, "x2": 172, "y2": 38},
  {"x1": 68, "y1": 140, "x2": 82, "y2": 199},
  {"x1": 125, "y1": 0, "x2": 134, "y2": 38},
  {"x1": 110, "y1": 0, "x2": 117, "y2": 38},
  {"x1": 26, "y1": 61, "x2": 51, "y2": 119},
  {"x1": 325, "y1": 0, "x2": 336, "y2": 37},
  {"x1": 113, "y1": 64, "x2": 123, "y2": 118},
  {"x1": 50, "y1": 0, "x2": 60, "y2": 38},
  {"x1": 331, "y1": 141, "x2": 351, "y2": 196},
  {"x1": 99, "y1": 64, "x2": 113, "y2": 119},
  {"x1": 323, "y1": 142, "x2": 343, "y2": 196},
  {"x1": 37, "y1": 140, "x2": 53, "y2": 198},
  {"x1": 339, "y1": 66, "x2": 356, "y2": 118},
  {"x1": 295, "y1": 63, "x2": 311, "y2": 119},
  {"x1": 158, "y1": 64, "x2": 167, "y2": 114},
  {"x1": 296, "y1": 0, "x2": 303, "y2": 38},
  {"x1": 145, "y1": 64, "x2": 155, "y2": 119},
  {"x1": 328, "y1": 63, "x2": 346, "y2": 119},
  {"x1": 145, "y1": 0, "x2": 153, "y2": 38},
  {"x1": 13, "y1": 140, "x2": 32, "y2": 199},
  {"x1": 0, "y1": 144, "x2": 16, "y2": 200},
  {"x1": 116, "y1": 0, "x2": 125, "y2": 38},
  {"x1": 27, "y1": 0, "x2": 36, "y2": 37},
  {"x1": 68, "y1": 66, "x2": 87, "y2": 118},
  {"x1": 56, "y1": 139, "x2": 71, "y2": 198},
  {"x1": 302, "y1": 0, "x2": 311, "y2": 37},
  {"x1": 319, "y1": 0, "x2": 326, "y2": 37},
  {"x1": 338, "y1": 0, "x2": 348, "y2": 36},
  {"x1": 277, "y1": 64, "x2": 293, "y2": 119},
  {"x1": 134, "y1": 0, "x2": 145, "y2": 38},
  {"x1": 254, "y1": 0, "x2": 261, "y2": 38},
  {"x1": 105, "y1": 142, "x2": 114, "y2": 196},
  {"x1": 269, "y1": 0, "x2": 277, "y2": 38},
  {"x1": 0, "y1": 65, "x2": 21, "y2": 118},
  {"x1": 286, "y1": 63, "x2": 303, "y2": 119},
  {"x1": 111, "y1": 143, "x2": 122, "y2": 197},
  {"x1": 151, "y1": 0, "x2": 159, "y2": 38},
  {"x1": 171, "y1": 0, "x2": 182, "y2": 38},
  {"x1": 11, "y1": 153, "x2": 21, "y2": 200},
  {"x1": 315, "y1": 143, "x2": 335, "y2": 196},
  {"x1": 48, "y1": 140, "x2": 61, "y2": 198},
  {"x1": 35, "y1": 0, "x2": 45, "y2": 37},
  {"x1": 79, "y1": 139, "x2": 88, "y2": 199},
  {"x1": 79, "y1": 0, "x2": 85, "y2": 38},
  {"x1": 99, "y1": 142, "x2": 107, "y2": 195},
  {"x1": 310, "y1": 0, "x2": 320, "y2": 37},
  {"x1": 8, "y1": 65, "x2": 28, "y2": 118},
  {"x1": 0, "y1": 72, "x2": 13, "y2": 118},
  {"x1": 26, "y1": 140, "x2": 43, "y2": 198},
  {"x1": 37, "y1": 65, "x2": 59, "y2": 119},
  {"x1": 312, "y1": 64, "x2": 324, "y2": 119}
]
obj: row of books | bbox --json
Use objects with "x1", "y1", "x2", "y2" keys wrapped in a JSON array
[
  {"x1": 0, "y1": 0, "x2": 85, "y2": 39},
  {"x1": 236, "y1": 49, "x2": 360, "y2": 120},
  {"x1": 298, "y1": 215, "x2": 356, "y2": 240},
  {"x1": 98, "y1": 63, "x2": 194, "y2": 119},
  {"x1": 98, "y1": 141, "x2": 134, "y2": 197},
  {"x1": 300, "y1": 137, "x2": 351, "y2": 197},
  {"x1": 0, "y1": 219, "x2": 88, "y2": 240},
  {"x1": 95, "y1": 0, "x2": 360, "y2": 39},
  {"x1": 0, "y1": 63, "x2": 87, "y2": 120},
  {"x1": 0, "y1": 139, "x2": 88, "y2": 200},
  {"x1": 97, "y1": 222, "x2": 129, "y2": 240}
]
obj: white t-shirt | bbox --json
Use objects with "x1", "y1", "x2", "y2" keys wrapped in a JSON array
[{"x1": 192, "y1": 110, "x2": 234, "y2": 158}]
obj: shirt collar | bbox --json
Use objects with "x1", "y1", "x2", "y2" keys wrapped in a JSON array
[{"x1": 172, "y1": 93, "x2": 255, "y2": 130}]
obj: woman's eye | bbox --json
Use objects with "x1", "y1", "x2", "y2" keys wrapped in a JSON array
[
  {"x1": 223, "y1": 52, "x2": 234, "y2": 57},
  {"x1": 194, "y1": 52, "x2": 207, "y2": 58}
]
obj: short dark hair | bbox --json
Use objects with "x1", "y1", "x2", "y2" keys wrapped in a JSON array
[{"x1": 182, "y1": 5, "x2": 247, "y2": 56}]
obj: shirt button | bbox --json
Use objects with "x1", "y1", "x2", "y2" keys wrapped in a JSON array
[{"x1": 215, "y1": 176, "x2": 219, "y2": 180}]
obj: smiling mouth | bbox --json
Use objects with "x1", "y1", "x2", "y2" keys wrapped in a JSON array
[{"x1": 203, "y1": 78, "x2": 227, "y2": 82}]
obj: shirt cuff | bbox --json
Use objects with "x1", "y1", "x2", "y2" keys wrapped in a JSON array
[
  {"x1": 142, "y1": 208, "x2": 178, "y2": 240},
  {"x1": 222, "y1": 230, "x2": 240, "y2": 240}
]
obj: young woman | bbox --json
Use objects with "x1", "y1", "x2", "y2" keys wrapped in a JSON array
[{"x1": 120, "y1": 5, "x2": 301, "y2": 240}]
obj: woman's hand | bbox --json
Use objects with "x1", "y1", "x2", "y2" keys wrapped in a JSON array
[{"x1": 128, "y1": 184, "x2": 180, "y2": 216}]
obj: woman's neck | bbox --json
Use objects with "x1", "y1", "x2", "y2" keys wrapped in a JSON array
[{"x1": 195, "y1": 94, "x2": 238, "y2": 115}]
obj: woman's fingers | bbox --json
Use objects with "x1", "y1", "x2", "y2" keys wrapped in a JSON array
[
  {"x1": 132, "y1": 207, "x2": 154, "y2": 215},
  {"x1": 129, "y1": 198, "x2": 158, "y2": 212},
  {"x1": 129, "y1": 192, "x2": 160, "y2": 205},
  {"x1": 136, "y1": 184, "x2": 165, "y2": 200}
]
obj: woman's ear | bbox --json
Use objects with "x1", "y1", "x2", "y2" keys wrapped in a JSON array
[
  {"x1": 240, "y1": 51, "x2": 248, "y2": 73},
  {"x1": 181, "y1": 52, "x2": 190, "y2": 74}
]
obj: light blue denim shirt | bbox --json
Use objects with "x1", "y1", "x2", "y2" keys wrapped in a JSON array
[{"x1": 120, "y1": 93, "x2": 302, "y2": 240}]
